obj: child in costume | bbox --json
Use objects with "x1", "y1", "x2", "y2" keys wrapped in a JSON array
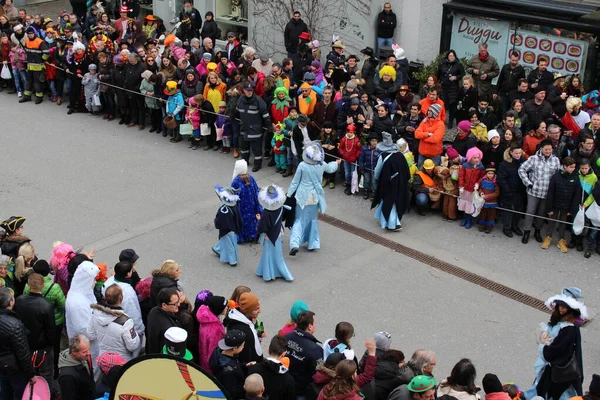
[
  {"x1": 82, "y1": 63, "x2": 100, "y2": 115},
  {"x1": 256, "y1": 185, "x2": 294, "y2": 282},
  {"x1": 320, "y1": 121, "x2": 338, "y2": 189},
  {"x1": 231, "y1": 160, "x2": 262, "y2": 243},
  {"x1": 338, "y1": 124, "x2": 362, "y2": 195},
  {"x1": 282, "y1": 108, "x2": 299, "y2": 178},
  {"x1": 477, "y1": 164, "x2": 500, "y2": 233},
  {"x1": 164, "y1": 80, "x2": 185, "y2": 143},
  {"x1": 397, "y1": 138, "x2": 417, "y2": 180},
  {"x1": 212, "y1": 185, "x2": 243, "y2": 267},
  {"x1": 271, "y1": 123, "x2": 287, "y2": 174},
  {"x1": 186, "y1": 94, "x2": 202, "y2": 150},
  {"x1": 572, "y1": 158, "x2": 597, "y2": 254},
  {"x1": 216, "y1": 101, "x2": 231, "y2": 153},
  {"x1": 458, "y1": 147, "x2": 485, "y2": 229},
  {"x1": 271, "y1": 85, "x2": 291, "y2": 125}
]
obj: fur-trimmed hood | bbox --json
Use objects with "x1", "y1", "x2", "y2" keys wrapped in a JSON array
[
  {"x1": 90, "y1": 303, "x2": 129, "y2": 327},
  {"x1": 503, "y1": 148, "x2": 512, "y2": 163},
  {"x1": 313, "y1": 362, "x2": 336, "y2": 384},
  {"x1": 0, "y1": 234, "x2": 30, "y2": 243}
]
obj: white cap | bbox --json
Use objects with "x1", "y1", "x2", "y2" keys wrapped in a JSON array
[
  {"x1": 233, "y1": 159, "x2": 248, "y2": 180},
  {"x1": 164, "y1": 327, "x2": 188, "y2": 344},
  {"x1": 487, "y1": 129, "x2": 500, "y2": 142}
]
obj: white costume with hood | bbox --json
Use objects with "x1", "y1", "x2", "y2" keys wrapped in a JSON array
[{"x1": 102, "y1": 276, "x2": 145, "y2": 336}]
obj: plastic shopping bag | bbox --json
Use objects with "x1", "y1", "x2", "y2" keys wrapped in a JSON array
[
  {"x1": 350, "y1": 166, "x2": 359, "y2": 194},
  {"x1": 200, "y1": 123, "x2": 210, "y2": 136},
  {"x1": 358, "y1": 174, "x2": 364, "y2": 189},
  {"x1": 573, "y1": 206, "x2": 585, "y2": 235},
  {"x1": 471, "y1": 191, "x2": 485, "y2": 218},
  {"x1": 93, "y1": 93, "x2": 102, "y2": 107},
  {"x1": 179, "y1": 123, "x2": 194, "y2": 136},
  {"x1": 216, "y1": 125, "x2": 224, "y2": 141},
  {"x1": 1, "y1": 65, "x2": 11, "y2": 80},
  {"x1": 586, "y1": 202, "x2": 600, "y2": 227}
]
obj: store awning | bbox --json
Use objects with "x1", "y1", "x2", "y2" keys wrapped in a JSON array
[{"x1": 443, "y1": 0, "x2": 600, "y2": 33}]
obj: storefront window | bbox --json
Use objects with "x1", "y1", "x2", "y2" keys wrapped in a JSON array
[{"x1": 214, "y1": 0, "x2": 249, "y2": 44}]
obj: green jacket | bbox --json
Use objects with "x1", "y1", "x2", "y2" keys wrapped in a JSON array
[
  {"x1": 579, "y1": 170, "x2": 598, "y2": 208},
  {"x1": 24, "y1": 275, "x2": 66, "y2": 326}
]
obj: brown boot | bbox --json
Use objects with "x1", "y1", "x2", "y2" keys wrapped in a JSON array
[
  {"x1": 233, "y1": 148, "x2": 239, "y2": 158},
  {"x1": 56, "y1": 96, "x2": 62, "y2": 105}
]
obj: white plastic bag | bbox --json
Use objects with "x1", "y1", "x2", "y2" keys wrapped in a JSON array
[
  {"x1": 1, "y1": 65, "x2": 11, "y2": 80},
  {"x1": 470, "y1": 191, "x2": 485, "y2": 218},
  {"x1": 93, "y1": 93, "x2": 102, "y2": 107},
  {"x1": 350, "y1": 166, "x2": 359, "y2": 194},
  {"x1": 586, "y1": 202, "x2": 600, "y2": 227},
  {"x1": 573, "y1": 206, "x2": 585, "y2": 235},
  {"x1": 358, "y1": 174, "x2": 364, "y2": 189},
  {"x1": 179, "y1": 123, "x2": 194, "y2": 135},
  {"x1": 200, "y1": 122, "x2": 210, "y2": 136}
]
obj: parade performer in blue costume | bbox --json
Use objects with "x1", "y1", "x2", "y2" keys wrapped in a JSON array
[
  {"x1": 288, "y1": 141, "x2": 340, "y2": 256},
  {"x1": 256, "y1": 184, "x2": 294, "y2": 282},
  {"x1": 371, "y1": 132, "x2": 411, "y2": 231},
  {"x1": 231, "y1": 160, "x2": 262, "y2": 243},
  {"x1": 212, "y1": 185, "x2": 243, "y2": 266}
]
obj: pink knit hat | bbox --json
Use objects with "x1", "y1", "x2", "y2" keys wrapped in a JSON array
[
  {"x1": 446, "y1": 146, "x2": 460, "y2": 160},
  {"x1": 457, "y1": 120, "x2": 471, "y2": 133},
  {"x1": 466, "y1": 147, "x2": 483, "y2": 162}
]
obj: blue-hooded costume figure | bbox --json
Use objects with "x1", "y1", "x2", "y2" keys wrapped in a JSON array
[
  {"x1": 212, "y1": 186, "x2": 243, "y2": 266},
  {"x1": 231, "y1": 160, "x2": 262, "y2": 243},
  {"x1": 287, "y1": 141, "x2": 338, "y2": 255},
  {"x1": 256, "y1": 184, "x2": 293, "y2": 282}
]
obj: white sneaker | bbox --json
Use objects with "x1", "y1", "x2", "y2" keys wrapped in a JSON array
[{"x1": 17, "y1": 91, "x2": 23, "y2": 98}]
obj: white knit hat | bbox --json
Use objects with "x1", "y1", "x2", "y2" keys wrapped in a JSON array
[
  {"x1": 232, "y1": 159, "x2": 248, "y2": 180},
  {"x1": 72, "y1": 41, "x2": 86, "y2": 52}
]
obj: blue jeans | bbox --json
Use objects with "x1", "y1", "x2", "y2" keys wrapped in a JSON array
[
  {"x1": 415, "y1": 193, "x2": 429, "y2": 206},
  {"x1": 377, "y1": 37, "x2": 393, "y2": 58},
  {"x1": 343, "y1": 161, "x2": 354, "y2": 185},
  {"x1": 417, "y1": 154, "x2": 441, "y2": 169},
  {"x1": 0, "y1": 375, "x2": 28, "y2": 400},
  {"x1": 12, "y1": 68, "x2": 25, "y2": 93},
  {"x1": 589, "y1": 228, "x2": 599, "y2": 245},
  {"x1": 362, "y1": 171, "x2": 375, "y2": 191}
]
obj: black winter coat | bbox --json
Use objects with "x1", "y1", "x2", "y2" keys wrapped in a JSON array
[
  {"x1": 292, "y1": 124, "x2": 320, "y2": 157},
  {"x1": 285, "y1": 328, "x2": 323, "y2": 396},
  {"x1": 374, "y1": 359, "x2": 404, "y2": 400},
  {"x1": 290, "y1": 52, "x2": 313, "y2": 84},
  {"x1": 528, "y1": 68, "x2": 554, "y2": 91},
  {"x1": 546, "y1": 84, "x2": 567, "y2": 116},
  {"x1": 496, "y1": 64, "x2": 525, "y2": 95},
  {"x1": 249, "y1": 359, "x2": 296, "y2": 400},
  {"x1": 0, "y1": 234, "x2": 30, "y2": 260},
  {"x1": 149, "y1": 274, "x2": 178, "y2": 307},
  {"x1": 455, "y1": 87, "x2": 477, "y2": 123},
  {"x1": 372, "y1": 115, "x2": 396, "y2": 141},
  {"x1": 0, "y1": 310, "x2": 35, "y2": 378},
  {"x1": 361, "y1": 58, "x2": 379, "y2": 96},
  {"x1": 124, "y1": 61, "x2": 145, "y2": 92},
  {"x1": 373, "y1": 79, "x2": 398, "y2": 103},
  {"x1": 284, "y1": 18, "x2": 308, "y2": 53},
  {"x1": 200, "y1": 19, "x2": 219, "y2": 46},
  {"x1": 209, "y1": 348, "x2": 246, "y2": 400},
  {"x1": 438, "y1": 59, "x2": 465, "y2": 106},
  {"x1": 58, "y1": 351, "x2": 96, "y2": 400},
  {"x1": 482, "y1": 142, "x2": 506, "y2": 170},
  {"x1": 452, "y1": 133, "x2": 477, "y2": 157},
  {"x1": 496, "y1": 150, "x2": 526, "y2": 206},
  {"x1": 377, "y1": 10, "x2": 397, "y2": 38},
  {"x1": 145, "y1": 307, "x2": 180, "y2": 354},
  {"x1": 225, "y1": 316, "x2": 263, "y2": 364},
  {"x1": 13, "y1": 293, "x2": 55, "y2": 351},
  {"x1": 546, "y1": 170, "x2": 582, "y2": 214}
]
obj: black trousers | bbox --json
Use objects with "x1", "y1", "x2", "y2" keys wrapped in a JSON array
[
  {"x1": 24, "y1": 70, "x2": 44, "y2": 97},
  {"x1": 240, "y1": 137, "x2": 263, "y2": 168},
  {"x1": 149, "y1": 108, "x2": 162, "y2": 130},
  {"x1": 68, "y1": 78, "x2": 83, "y2": 110},
  {"x1": 127, "y1": 93, "x2": 146, "y2": 125}
]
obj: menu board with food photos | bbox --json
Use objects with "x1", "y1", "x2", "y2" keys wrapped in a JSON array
[{"x1": 509, "y1": 29, "x2": 588, "y2": 77}]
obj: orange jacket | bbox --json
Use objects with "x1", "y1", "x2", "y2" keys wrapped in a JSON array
[
  {"x1": 419, "y1": 97, "x2": 446, "y2": 122},
  {"x1": 298, "y1": 89, "x2": 317, "y2": 116},
  {"x1": 414, "y1": 116, "x2": 445, "y2": 157}
]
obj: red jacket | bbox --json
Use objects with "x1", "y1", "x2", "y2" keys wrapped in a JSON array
[
  {"x1": 270, "y1": 102, "x2": 290, "y2": 125},
  {"x1": 459, "y1": 162, "x2": 486, "y2": 191},
  {"x1": 339, "y1": 134, "x2": 362, "y2": 163},
  {"x1": 253, "y1": 72, "x2": 266, "y2": 97}
]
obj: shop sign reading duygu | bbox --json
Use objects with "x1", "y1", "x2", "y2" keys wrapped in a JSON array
[{"x1": 450, "y1": 13, "x2": 588, "y2": 80}]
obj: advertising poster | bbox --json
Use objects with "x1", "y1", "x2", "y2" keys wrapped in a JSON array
[{"x1": 509, "y1": 29, "x2": 588, "y2": 78}]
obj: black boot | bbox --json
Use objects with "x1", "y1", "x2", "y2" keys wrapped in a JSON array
[
  {"x1": 34, "y1": 96, "x2": 43, "y2": 104},
  {"x1": 513, "y1": 226, "x2": 523, "y2": 236},
  {"x1": 567, "y1": 236, "x2": 577, "y2": 249},
  {"x1": 503, "y1": 228, "x2": 513, "y2": 238},
  {"x1": 534, "y1": 229, "x2": 543, "y2": 243},
  {"x1": 417, "y1": 206, "x2": 426, "y2": 216},
  {"x1": 19, "y1": 96, "x2": 31, "y2": 103},
  {"x1": 363, "y1": 190, "x2": 369, "y2": 200},
  {"x1": 576, "y1": 236, "x2": 584, "y2": 252},
  {"x1": 522, "y1": 230, "x2": 531, "y2": 244}
]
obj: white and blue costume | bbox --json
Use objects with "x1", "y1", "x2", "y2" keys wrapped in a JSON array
[{"x1": 212, "y1": 185, "x2": 242, "y2": 267}]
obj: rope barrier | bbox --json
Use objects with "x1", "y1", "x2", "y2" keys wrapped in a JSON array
[{"x1": 42, "y1": 61, "x2": 600, "y2": 233}]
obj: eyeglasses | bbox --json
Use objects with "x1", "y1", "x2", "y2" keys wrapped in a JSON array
[{"x1": 147, "y1": 58, "x2": 154, "y2": 62}]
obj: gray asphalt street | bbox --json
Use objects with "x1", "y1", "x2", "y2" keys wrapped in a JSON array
[{"x1": 1, "y1": 92, "x2": 598, "y2": 388}]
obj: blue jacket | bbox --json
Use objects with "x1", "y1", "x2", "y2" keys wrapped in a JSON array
[
  {"x1": 359, "y1": 146, "x2": 381, "y2": 173},
  {"x1": 285, "y1": 328, "x2": 323, "y2": 396},
  {"x1": 166, "y1": 92, "x2": 185, "y2": 120},
  {"x1": 287, "y1": 161, "x2": 338, "y2": 213}
]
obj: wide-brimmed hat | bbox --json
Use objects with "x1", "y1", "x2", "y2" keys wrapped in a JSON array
[
  {"x1": 299, "y1": 32, "x2": 311, "y2": 41},
  {"x1": 302, "y1": 141, "x2": 325, "y2": 165},
  {"x1": 144, "y1": 14, "x2": 157, "y2": 21},
  {"x1": 360, "y1": 46, "x2": 374, "y2": 57},
  {"x1": 332, "y1": 40, "x2": 345, "y2": 49},
  {"x1": 22, "y1": 376, "x2": 51, "y2": 400},
  {"x1": 545, "y1": 293, "x2": 588, "y2": 319},
  {"x1": 214, "y1": 185, "x2": 240, "y2": 207},
  {"x1": 0, "y1": 216, "x2": 25, "y2": 234},
  {"x1": 553, "y1": 72, "x2": 565, "y2": 81},
  {"x1": 408, "y1": 375, "x2": 437, "y2": 393},
  {"x1": 258, "y1": 184, "x2": 286, "y2": 211}
]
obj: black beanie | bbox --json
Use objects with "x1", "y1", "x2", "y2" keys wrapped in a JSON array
[
  {"x1": 32, "y1": 259, "x2": 51, "y2": 277},
  {"x1": 482, "y1": 373, "x2": 503, "y2": 394},
  {"x1": 207, "y1": 295, "x2": 227, "y2": 316},
  {"x1": 590, "y1": 374, "x2": 600, "y2": 397}
]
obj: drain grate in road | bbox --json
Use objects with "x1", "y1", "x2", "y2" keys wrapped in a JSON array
[{"x1": 319, "y1": 214, "x2": 550, "y2": 314}]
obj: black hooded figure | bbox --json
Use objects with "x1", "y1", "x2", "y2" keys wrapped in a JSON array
[{"x1": 370, "y1": 151, "x2": 411, "y2": 231}]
